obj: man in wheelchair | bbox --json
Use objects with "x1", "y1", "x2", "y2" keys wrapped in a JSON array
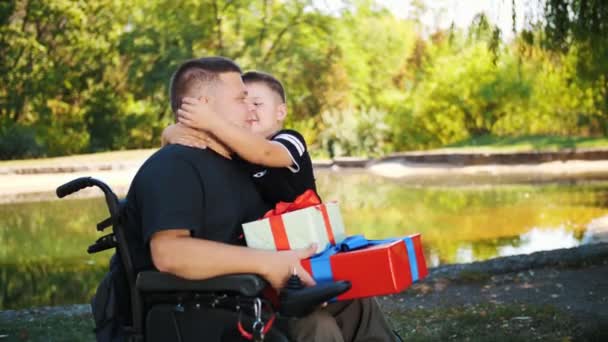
[{"x1": 78, "y1": 56, "x2": 398, "y2": 341}]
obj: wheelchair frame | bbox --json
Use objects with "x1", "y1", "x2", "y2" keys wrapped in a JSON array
[{"x1": 56, "y1": 177, "x2": 350, "y2": 342}]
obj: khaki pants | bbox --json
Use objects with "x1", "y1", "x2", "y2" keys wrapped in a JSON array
[{"x1": 287, "y1": 298, "x2": 398, "y2": 342}]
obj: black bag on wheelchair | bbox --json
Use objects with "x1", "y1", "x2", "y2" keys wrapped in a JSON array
[{"x1": 91, "y1": 254, "x2": 131, "y2": 342}]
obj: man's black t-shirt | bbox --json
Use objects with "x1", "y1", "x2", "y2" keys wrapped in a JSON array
[
  {"x1": 240, "y1": 129, "x2": 317, "y2": 205},
  {"x1": 123, "y1": 144, "x2": 269, "y2": 272}
]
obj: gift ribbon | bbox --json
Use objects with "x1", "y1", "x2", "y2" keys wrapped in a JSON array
[
  {"x1": 263, "y1": 189, "x2": 336, "y2": 248},
  {"x1": 268, "y1": 215, "x2": 290, "y2": 250},
  {"x1": 315, "y1": 205, "x2": 336, "y2": 245},
  {"x1": 263, "y1": 189, "x2": 321, "y2": 217},
  {"x1": 308, "y1": 235, "x2": 421, "y2": 284}
]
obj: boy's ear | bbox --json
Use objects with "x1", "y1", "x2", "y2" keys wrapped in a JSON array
[{"x1": 276, "y1": 103, "x2": 287, "y2": 122}]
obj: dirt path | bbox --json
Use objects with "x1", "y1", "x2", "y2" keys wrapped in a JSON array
[
  {"x1": 383, "y1": 263, "x2": 608, "y2": 326},
  {"x1": 378, "y1": 243, "x2": 608, "y2": 340}
]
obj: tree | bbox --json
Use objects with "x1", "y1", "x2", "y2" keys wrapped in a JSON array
[
  {"x1": 0, "y1": 0, "x2": 132, "y2": 155},
  {"x1": 541, "y1": 0, "x2": 608, "y2": 126}
]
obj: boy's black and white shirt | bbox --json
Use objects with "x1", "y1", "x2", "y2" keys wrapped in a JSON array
[{"x1": 240, "y1": 129, "x2": 317, "y2": 205}]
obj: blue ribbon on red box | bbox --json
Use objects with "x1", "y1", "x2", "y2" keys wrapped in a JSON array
[{"x1": 309, "y1": 235, "x2": 420, "y2": 284}]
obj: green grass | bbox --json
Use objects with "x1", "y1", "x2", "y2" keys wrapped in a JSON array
[
  {"x1": 2, "y1": 135, "x2": 608, "y2": 168},
  {"x1": 2, "y1": 135, "x2": 608, "y2": 167},
  {"x1": 0, "y1": 313, "x2": 94, "y2": 342},
  {"x1": 1, "y1": 303, "x2": 604, "y2": 341},
  {"x1": 443, "y1": 135, "x2": 608, "y2": 152}
]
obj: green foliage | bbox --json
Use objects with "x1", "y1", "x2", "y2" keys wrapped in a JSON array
[
  {"x1": 0, "y1": 312, "x2": 95, "y2": 341},
  {"x1": 0, "y1": 0, "x2": 135, "y2": 157},
  {"x1": 447, "y1": 134, "x2": 608, "y2": 151},
  {"x1": 0, "y1": 120, "x2": 41, "y2": 160},
  {"x1": 319, "y1": 107, "x2": 391, "y2": 157},
  {"x1": 406, "y1": 43, "x2": 532, "y2": 146},
  {"x1": 0, "y1": 0, "x2": 607, "y2": 159}
]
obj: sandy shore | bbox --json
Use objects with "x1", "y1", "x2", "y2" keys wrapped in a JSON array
[
  {"x1": 368, "y1": 159, "x2": 608, "y2": 182},
  {"x1": 0, "y1": 168, "x2": 138, "y2": 203}
]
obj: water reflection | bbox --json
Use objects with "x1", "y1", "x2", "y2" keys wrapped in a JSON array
[
  {"x1": 316, "y1": 173, "x2": 608, "y2": 265},
  {"x1": 498, "y1": 227, "x2": 580, "y2": 257},
  {"x1": 582, "y1": 215, "x2": 608, "y2": 244},
  {"x1": 1, "y1": 173, "x2": 608, "y2": 309}
]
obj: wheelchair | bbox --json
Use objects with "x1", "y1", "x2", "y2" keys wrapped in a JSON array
[{"x1": 56, "y1": 177, "x2": 351, "y2": 342}]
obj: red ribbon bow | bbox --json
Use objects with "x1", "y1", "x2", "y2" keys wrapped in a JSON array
[
  {"x1": 263, "y1": 189, "x2": 321, "y2": 218},
  {"x1": 261, "y1": 189, "x2": 336, "y2": 251}
]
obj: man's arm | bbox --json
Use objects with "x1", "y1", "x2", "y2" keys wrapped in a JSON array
[{"x1": 150, "y1": 229, "x2": 316, "y2": 290}]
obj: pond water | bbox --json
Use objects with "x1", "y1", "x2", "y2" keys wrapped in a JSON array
[{"x1": 1, "y1": 171, "x2": 608, "y2": 309}]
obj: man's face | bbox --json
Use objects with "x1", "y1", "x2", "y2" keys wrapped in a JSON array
[
  {"x1": 208, "y1": 72, "x2": 252, "y2": 128},
  {"x1": 245, "y1": 82, "x2": 285, "y2": 137}
]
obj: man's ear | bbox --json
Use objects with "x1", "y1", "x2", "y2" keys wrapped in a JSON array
[{"x1": 276, "y1": 103, "x2": 287, "y2": 122}]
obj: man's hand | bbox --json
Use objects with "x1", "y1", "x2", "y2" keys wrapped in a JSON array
[
  {"x1": 177, "y1": 97, "x2": 223, "y2": 131},
  {"x1": 261, "y1": 244, "x2": 318, "y2": 291}
]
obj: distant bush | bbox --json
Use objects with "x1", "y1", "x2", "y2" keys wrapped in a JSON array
[
  {"x1": 319, "y1": 107, "x2": 391, "y2": 157},
  {"x1": 0, "y1": 121, "x2": 42, "y2": 160}
]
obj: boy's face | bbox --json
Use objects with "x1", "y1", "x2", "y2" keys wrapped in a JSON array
[{"x1": 245, "y1": 82, "x2": 286, "y2": 137}]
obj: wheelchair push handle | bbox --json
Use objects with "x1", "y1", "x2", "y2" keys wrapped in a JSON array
[
  {"x1": 56, "y1": 177, "x2": 121, "y2": 218},
  {"x1": 56, "y1": 177, "x2": 96, "y2": 198}
]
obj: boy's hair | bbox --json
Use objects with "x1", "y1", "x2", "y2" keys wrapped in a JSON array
[
  {"x1": 242, "y1": 71, "x2": 286, "y2": 104},
  {"x1": 169, "y1": 57, "x2": 242, "y2": 116}
]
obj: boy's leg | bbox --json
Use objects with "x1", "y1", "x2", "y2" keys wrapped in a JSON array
[
  {"x1": 288, "y1": 298, "x2": 397, "y2": 342},
  {"x1": 327, "y1": 297, "x2": 398, "y2": 342}
]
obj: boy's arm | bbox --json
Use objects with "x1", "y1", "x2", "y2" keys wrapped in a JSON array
[
  {"x1": 160, "y1": 123, "x2": 232, "y2": 159},
  {"x1": 161, "y1": 123, "x2": 209, "y2": 149},
  {"x1": 205, "y1": 119, "x2": 294, "y2": 167},
  {"x1": 178, "y1": 100, "x2": 294, "y2": 167}
]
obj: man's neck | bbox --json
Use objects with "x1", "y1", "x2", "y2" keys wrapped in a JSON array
[{"x1": 206, "y1": 133, "x2": 232, "y2": 160}]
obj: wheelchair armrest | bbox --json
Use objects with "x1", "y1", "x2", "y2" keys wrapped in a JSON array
[{"x1": 136, "y1": 271, "x2": 268, "y2": 297}]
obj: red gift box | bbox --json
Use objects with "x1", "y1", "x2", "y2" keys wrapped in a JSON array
[{"x1": 300, "y1": 234, "x2": 428, "y2": 301}]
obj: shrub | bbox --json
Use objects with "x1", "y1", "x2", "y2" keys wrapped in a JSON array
[{"x1": 0, "y1": 121, "x2": 43, "y2": 160}]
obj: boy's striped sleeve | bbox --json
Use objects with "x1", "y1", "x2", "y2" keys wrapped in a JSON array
[{"x1": 271, "y1": 130, "x2": 307, "y2": 173}]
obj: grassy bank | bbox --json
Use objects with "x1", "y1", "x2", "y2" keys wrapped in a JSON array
[
  {"x1": 2, "y1": 135, "x2": 608, "y2": 168},
  {"x1": 0, "y1": 303, "x2": 588, "y2": 342},
  {"x1": 0, "y1": 313, "x2": 94, "y2": 341},
  {"x1": 444, "y1": 135, "x2": 608, "y2": 152}
]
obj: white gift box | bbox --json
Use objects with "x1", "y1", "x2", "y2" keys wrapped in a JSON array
[{"x1": 242, "y1": 202, "x2": 346, "y2": 254}]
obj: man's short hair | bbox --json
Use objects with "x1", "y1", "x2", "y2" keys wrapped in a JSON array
[
  {"x1": 242, "y1": 71, "x2": 286, "y2": 104},
  {"x1": 169, "y1": 57, "x2": 242, "y2": 115}
]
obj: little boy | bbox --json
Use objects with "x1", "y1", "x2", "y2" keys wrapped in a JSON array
[{"x1": 164, "y1": 71, "x2": 317, "y2": 205}]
